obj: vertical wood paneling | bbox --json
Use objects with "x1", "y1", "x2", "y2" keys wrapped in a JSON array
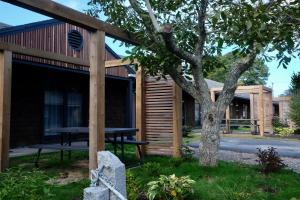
[{"x1": 0, "y1": 21, "x2": 129, "y2": 77}]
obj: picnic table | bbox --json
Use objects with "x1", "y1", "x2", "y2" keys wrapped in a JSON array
[{"x1": 29, "y1": 127, "x2": 148, "y2": 166}]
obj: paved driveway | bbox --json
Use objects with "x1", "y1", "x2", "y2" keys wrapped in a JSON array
[{"x1": 189, "y1": 137, "x2": 300, "y2": 158}]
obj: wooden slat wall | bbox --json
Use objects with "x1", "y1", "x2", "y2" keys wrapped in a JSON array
[
  {"x1": 144, "y1": 76, "x2": 177, "y2": 156},
  {"x1": 0, "y1": 21, "x2": 129, "y2": 77}
]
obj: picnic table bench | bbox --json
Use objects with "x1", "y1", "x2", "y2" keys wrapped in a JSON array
[{"x1": 29, "y1": 127, "x2": 149, "y2": 167}]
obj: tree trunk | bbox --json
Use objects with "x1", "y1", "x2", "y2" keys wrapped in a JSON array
[{"x1": 199, "y1": 105, "x2": 222, "y2": 166}]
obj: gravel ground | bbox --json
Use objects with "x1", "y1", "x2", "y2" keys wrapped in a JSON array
[{"x1": 191, "y1": 148, "x2": 300, "y2": 173}]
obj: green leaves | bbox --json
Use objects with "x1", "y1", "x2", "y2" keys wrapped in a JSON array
[
  {"x1": 246, "y1": 21, "x2": 252, "y2": 30},
  {"x1": 86, "y1": 0, "x2": 300, "y2": 77},
  {"x1": 147, "y1": 174, "x2": 195, "y2": 200}
]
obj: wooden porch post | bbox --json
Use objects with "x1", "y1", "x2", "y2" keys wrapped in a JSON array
[
  {"x1": 0, "y1": 50, "x2": 12, "y2": 172},
  {"x1": 173, "y1": 82, "x2": 182, "y2": 157},
  {"x1": 225, "y1": 107, "x2": 230, "y2": 134},
  {"x1": 258, "y1": 86, "x2": 265, "y2": 136},
  {"x1": 89, "y1": 31, "x2": 105, "y2": 171},
  {"x1": 250, "y1": 93, "x2": 255, "y2": 133},
  {"x1": 268, "y1": 92, "x2": 273, "y2": 134},
  {"x1": 136, "y1": 67, "x2": 145, "y2": 155}
]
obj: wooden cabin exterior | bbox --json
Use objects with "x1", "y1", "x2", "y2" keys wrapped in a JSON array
[{"x1": 0, "y1": 19, "x2": 134, "y2": 147}]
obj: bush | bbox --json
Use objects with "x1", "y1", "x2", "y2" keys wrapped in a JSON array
[
  {"x1": 289, "y1": 92, "x2": 300, "y2": 127},
  {"x1": 182, "y1": 125, "x2": 192, "y2": 137},
  {"x1": 147, "y1": 174, "x2": 195, "y2": 200},
  {"x1": 274, "y1": 127, "x2": 294, "y2": 137},
  {"x1": 256, "y1": 147, "x2": 286, "y2": 175},
  {"x1": 181, "y1": 145, "x2": 195, "y2": 161},
  {"x1": 126, "y1": 170, "x2": 145, "y2": 200},
  {"x1": 142, "y1": 162, "x2": 161, "y2": 176},
  {"x1": 0, "y1": 167, "x2": 53, "y2": 200},
  {"x1": 272, "y1": 116, "x2": 288, "y2": 128}
]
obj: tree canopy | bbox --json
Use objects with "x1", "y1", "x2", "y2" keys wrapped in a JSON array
[{"x1": 87, "y1": 0, "x2": 300, "y2": 166}]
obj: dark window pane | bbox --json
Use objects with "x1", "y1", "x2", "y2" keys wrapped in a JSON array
[{"x1": 44, "y1": 91, "x2": 63, "y2": 136}]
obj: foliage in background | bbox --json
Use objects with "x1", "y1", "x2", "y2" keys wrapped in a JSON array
[
  {"x1": 274, "y1": 127, "x2": 294, "y2": 137},
  {"x1": 289, "y1": 91, "x2": 300, "y2": 127},
  {"x1": 147, "y1": 174, "x2": 195, "y2": 200},
  {"x1": 256, "y1": 147, "x2": 286, "y2": 175},
  {"x1": 289, "y1": 72, "x2": 300, "y2": 94},
  {"x1": 272, "y1": 116, "x2": 288, "y2": 128},
  {"x1": 182, "y1": 125, "x2": 192, "y2": 137},
  {"x1": 206, "y1": 53, "x2": 269, "y2": 85},
  {"x1": 0, "y1": 167, "x2": 53, "y2": 200},
  {"x1": 181, "y1": 145, "x2": 195, "y2": 161}
]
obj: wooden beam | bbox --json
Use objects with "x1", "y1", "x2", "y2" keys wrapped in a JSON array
[
  {"x1": 105, "y1": 59, "x2": 139, "y2": 68},
  {"x1": 210, "y1": 85, "x2": 259, "y2": 92},
  {"x1": 0, "y1": 51, "x2": 12, "y2": 172},
  {"x1": 3, "y1": 0, "x2": 139, "y2": 45},
  {"x1": 268, "y1": 92, "x2": 273, "y2": 134},
  {"x1": 89, "y1": 31, "x2": 105, "y2": 171},
  {"x1": 172, "y1": 82, "x2": 182, "y2": 157},
  {"x1": 135, "y1": 67, "x2": 145, "y2": 155},
  {"x1": 225, "y1": 107, "x2": 230, "y2": 134},
  {"x1": 0, "y1": 42, "x2": 89, "y2": 66},
  {"x1": 250, "y1": 93, "x2": 255, "y2": 133},
  {"x1": 258, "y1": 86, "x2": 265, "y2": 136}
]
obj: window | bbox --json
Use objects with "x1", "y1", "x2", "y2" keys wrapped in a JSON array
[
  {"x1": 195, "y1": 103, "x2": 201, "y2": 126},
  {"x1": 44, "y1": 90, "x2": 83, "y2": 136},
  {"x1": 66, "y1": 92, "x2": 82, "y2": 127}
]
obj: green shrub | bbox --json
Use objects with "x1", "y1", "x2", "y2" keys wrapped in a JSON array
[
  {"x1": 168, "y1": 157, "x2": 185, "y2": 167},
  {"x1": 272, "y1": 116, "x2": 288, "y2": 128},
  {"x1": 0, "y1": 167, "x2": 53, "y2": 200},
  {"x1": 256, "y1": 147, "x2": 286, "y2": 175},
  {"x1": 289, "y1": 92, "x2": 300, "y2": 127},
  {"x1": 274, "y1": 127, "x2": 294, "y2": 137},
  {"x1": 126, "y1": 170, "x2": 145, "y2": 200},
  {"x1": 182, "y1": 126, "x2": 192, "y2": 137},
  {"x1": 143, "y1": 162, "x2": 161, "y2": 176},
  {"x1": 147, "y1": 174, "x2": 195, "y2": 200},
  {"x1": 181, "y1": 145, "x2": 195, "y2": 161}
]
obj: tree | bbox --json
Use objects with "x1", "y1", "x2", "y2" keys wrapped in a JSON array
[
  {"x1": 289, "y1": 72, "x2": 300, "y2": 94},
  {"x1": 206, "y1": 53, "x2": 269, "y2": 85},
  {"x1": 289, "y1": 72, "x2": 300, "y2": 127},
  {"x1": 289, "y1": 92, "x2": 300, "y2": 127},
  {"x1": 87, "y1": 0, "x2": 300, "y2": 166}
]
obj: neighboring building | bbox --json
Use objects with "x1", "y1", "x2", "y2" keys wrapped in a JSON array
[
  {"x1": 273, "y1": 96, "x2": 294, "y2": 127},
  {"x1": 0, "y1": 19, "x2": 134, "y2": 147},
  {"x1": 183, "y1": 79, "x2": 252, "y2": 128}
]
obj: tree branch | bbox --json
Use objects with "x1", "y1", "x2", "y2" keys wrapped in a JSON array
[
  {"x1": 144, "y1": 0, "x2": 160, "y2": 32},
  {"x1": 216, "y1": 45, "x2": 258, "y2": 111},
  {"x1": 195, "y1": 0, "x2": 208, "y2": 57}
]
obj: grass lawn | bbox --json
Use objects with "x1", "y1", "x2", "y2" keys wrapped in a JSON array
[{"x1": 1, "y1": 145, "x2": 300, "y2": 200}]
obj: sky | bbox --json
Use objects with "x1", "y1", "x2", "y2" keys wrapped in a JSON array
[{"x1": 0, "y1": 0, "x2": 299, "y2": 97}]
